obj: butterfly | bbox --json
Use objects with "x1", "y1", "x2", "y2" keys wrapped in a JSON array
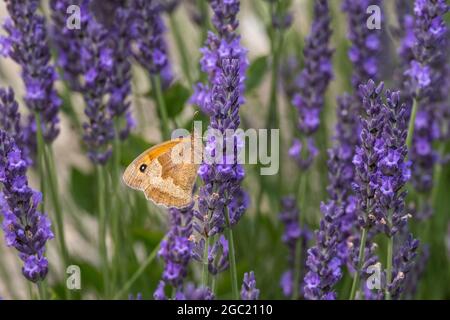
[{"x1": 123, "y1": 135, "x2": 201, "y2": 209}]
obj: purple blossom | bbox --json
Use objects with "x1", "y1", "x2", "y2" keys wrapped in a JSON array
[
  {"x1": 240, "y1": 271, "x2": 260, "y2": 300},
  {"x1": 156, "y1": 205, "x2": 194, "y2": 291},
  {"x1": 1, "y1": 0, "x2": 61, "y2": 143},
  {"x1": 388, "y1": 235, "x2": 419, "y2": 299},
  {"x1": 0, "y1": 87, "x2": 32, "y2": 165},
  {"x1": 193, "y1": 61, "x2": 247, "y2": 275},
  {"x1": 190, "y1": 0, "x2": 248, "y2": 115},
  {"x1": 154, "y1": 281, "x2": 215, "y2": 300},
  {"x1": 129, "y1": 0, "x2": 173, "y2": 81},
  {"x1": 289, "y1": 0, "x2": 333, "y2": 170},
  {"x1": 377, "y1": 91, "x2": 411, "y2": 236},
  {"x1": 0, "y1": 130, "x2": 54, "y2": 282},
  {"x1": 176, "y1": 283, "x2": 215, "y2": 300},
  {"x1": 406, "y1": 0, "x2": 449, "y2": 196},
  {"x1": 50, "y1": 0, "x2": 85, "y2": 91},
  {"x1": 106, "y1": 6, "x2": 135, "y2": 140},
  {"x1": 79, "y1": 6, "x2": 115, "y2": 165},
  {"x1": 303, "y1": 202, "x2": 343, "y2": 300},
  {"x1": 353, "y1": 80, "x2": 385, "y2": 229},
  {"x1": 279, "y1": 196, "x2": 311, "y2": 298},
  {"x1": 342, "y1": 0, "x2": 383, "y2": 92}
]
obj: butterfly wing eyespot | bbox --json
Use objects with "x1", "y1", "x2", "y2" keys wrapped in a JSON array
[{"x1": 139, "y1": 164, "x2": 147, "y2": 172}]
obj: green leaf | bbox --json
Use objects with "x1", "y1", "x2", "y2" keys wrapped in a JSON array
[
  {"x1": 162, "y1": 82, "x2": 190, "y2": 118},
  {"x1": 246, "y1": 56, "x2": 268, "y2": 93},
  {"x1": 69, "y1": 167, "x2": 96, "y2": 215}
]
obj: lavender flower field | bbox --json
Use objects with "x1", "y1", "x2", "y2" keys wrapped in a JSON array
[{"x1": 0, "y1": 0, "x2": 450, "y2": 301}]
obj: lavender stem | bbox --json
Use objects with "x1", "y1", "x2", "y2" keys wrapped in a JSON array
[
  {"x1": 201, "y1": 237, "x2": 210, "y2": 288},
  {"x1": 349, "y1": 227, "x2": 367, "y2": 300},
  {"x1": 35, "y1": 112, "x2": 70, "y2": 298},
  {"x1": 386, "y1": 233, "x2": 394, "y2": 300},
  {"x1": 406, "y1": 98, "x2": 418, "y2": 151},
  {"x1": 97, "y1": 165, "x2": 110, "y2": 297},
  {"x1": 225, "y1": 207, "x2": 239, "y2": 299},
  {"x1": 150, "y1": 75, "x2": 170, "y2": 140}
]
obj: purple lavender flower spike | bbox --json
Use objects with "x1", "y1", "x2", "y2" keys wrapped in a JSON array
[
  {"x1": 191, "y1": 0, "x2": 248, "y2": 115},
  {"x1": 156, "y1": 205, "x2": 194, "y2": 292},
  {"x1": 106, "y1": 6, "x2": 135, "y2": 140},
  {"x1": 192, "y1": 0, "x2": 248, "y2": 283},
  {"x1": 342, "y1": 0, "x2": 383, "y2": 92},
  {"x1": 353, "y1": 80, "x2": 385, "y2": 229},
  {"x1": 303, "y1": 201, "x2": 343, "y2": 300},
  {"x1": 0, "y1": 87, "x2": 32, "y2": 166},
  {"x1": 79, "y1": 7, "x2": 115, "y2": 165},
  {"x1": 377, "y1": 90, "x2": 411, "y2": 236},
  {"x1": 129, "y1": 0, "x2": 173, "y2": 82},
  {"x1": 279, "y1": 196, "x2": 311, "y2": 298},
  {"x1": 0, "y1": 130, "x2": 54, "y2": 282},
  {"x1": 194, "y1": 59, "x2": 247, "y2": 248},
  {"x1": 289, "y1": 0, "x2": 333, "y2": 170},
  {"x1": 50, "y1": 0, "x2": 85, "y2": 91},
  {"x1": 406, "y1": 0, "x2": 449, "y2": 196},
  {"x1": 388, "y1": 234, "x2": 419, "y2": 299},
  {"x1": 175, "y1": 283, "x2": 215, "y2": 300},
  {"x1": 241, "y1": 271, "x2": 260, "y2": 300},
  {"x1": 1, "y1": 0, "x2": 61, "y2": 143}
]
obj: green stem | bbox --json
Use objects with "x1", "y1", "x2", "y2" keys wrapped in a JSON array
[
  {"x1": 198, "y1": 0, "x2": 210, "y2": 46},
  {"x1": 349, "y1": 227, "x2": 367, "y2": 300},
  {"x1": 406, "y1": 98, "x2": 418, "y2": 151},
  {"x1": 169, "y1": 14, "x2": 193, "y2": 86},
  {"x1": 292, "y1": 174, "x2": 307, "y2": 300},
  {"x1": 113, "y1": 240, "x2": 161, "y2": 300},
  {"x1": 97, "y1": 165, "x2": 110, "y2": 298},
  {"x1": 385, "y1": 235, "x2": 393, "y2": 300},
  {"x1": 201, "y1": 236, "x2": 210, "y2": 288},
  {"x1": 37, "y1": 281, "x2": 47, "y2": 300},
  {"x1": 111, "y1": 126, "x2": 126, "y2": 288},
  {"x1": 150, "y1": 75, "x2": 170, "y2": 140},
  {"x1": 225, "y1": 208, "x2": 239, "y2": 300},
  {"x1": 35, "y1": 113, "x2": 71, "y2": 299}
]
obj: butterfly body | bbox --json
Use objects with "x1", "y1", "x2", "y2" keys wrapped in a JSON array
[{"x1": 123, "y1": 136, "x2": 200, "y2": 208}]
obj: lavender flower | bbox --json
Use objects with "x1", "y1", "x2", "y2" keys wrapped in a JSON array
[
  {"x1": 353, "y1": 80, "x2": 385, "y2": 230},
  {"x1": 289, "y1": 0, "x2": 333, "y2": 169},
  {"x1": 279, "y1": 196, "x2": 311, "y2": 298},
  {"x1": 191, "y1": 1, "x2": 248, "y2": 288},
  {"x1": 388, "y1": 235, "x2": 419, "y2": 299},
  {"x1": 377, "y1": 90, "x2": 411, "y2": 236},
  {"x1": 190, "y1": 0, "x2": 248, "y2": 115},
  {"x1": 241, "y1": 271, "x2": 260, "y2": 300},
  {"x1": 303, "y1": 202, "x2": 343, "y2": 300},
  {"x1": 106, "y1": 6, "x2": 135, "y2": 140},
  {"x1": 342, "y1": 0, "x2": 383, "y2": 92},
  {"x1": 79, "y1": 7, "x2": 115, "y2": 165},
  {"x1": 130, "y1": 0, "x2": 173, "y2": 83},
  {"x1": 194, "y1": 64, "x2": 248, "y2": 239},
  {"x1": 154, "y1": 281, "x2": 215, "y2": 300},
  {"x1": 156, "y1": 206, "x2": 193, "y2": 292},
  {"x1": 1, "y1": 0, "x2": 61, "y2": 143},
  {"x1": 406, "y1": 0, "x2": 449, "y2": 195},
  {"x1": 50, "y1": 0, "x2": 85, "y2": 91},
  {"x1": 176, "y1": 283, "x2": 215, "y2": 300},
  {"x1": 0, "y1": 88, "x2": 31, "y2": 165},
  {"x1": 0, "y1": 130, "x2": 54, "y2": 282}
]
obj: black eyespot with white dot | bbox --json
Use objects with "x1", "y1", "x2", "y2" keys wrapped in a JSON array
[{"x1": 139, "y1": 164, "x2": 147, "y2": 173}]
